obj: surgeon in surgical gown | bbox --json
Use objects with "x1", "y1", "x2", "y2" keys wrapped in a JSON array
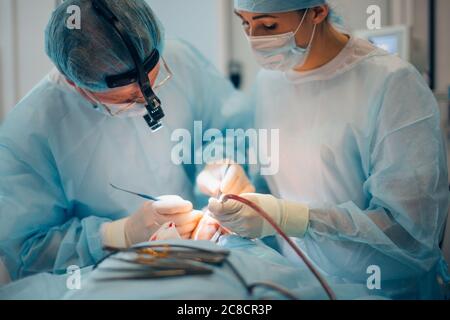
[
  {"x1": 206, "y1": 0, "x2": 450, "y2": 299},
  {"x1": 0, "y1": 0, "x2": 250, "y2": 280}
]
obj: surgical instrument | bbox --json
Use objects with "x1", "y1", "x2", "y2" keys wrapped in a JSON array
[
  {"x1": 217, "y1": 162, "x2": 231, "y2": 199},
  {"x1": 110, "y1": 183, "x2": 158, "y2": 201}
]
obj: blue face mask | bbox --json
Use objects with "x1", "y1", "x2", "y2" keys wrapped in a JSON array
[{"x1": 247, "y1": 9, "x2": 316, "y2": 71}]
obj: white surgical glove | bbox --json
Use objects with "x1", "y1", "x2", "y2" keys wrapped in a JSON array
[
  {"x1": 102, "y1": 195, "x2": 203, "y2": 248},
  {"x1": 197, "y1": 160, "x2": 255, "y2": 197},
  {"x1": 191, "y1": 214, "x2": 223, "y2": 241},
  {"x1": 208, "y1": 193, "x2": 309, "y2": 239}
]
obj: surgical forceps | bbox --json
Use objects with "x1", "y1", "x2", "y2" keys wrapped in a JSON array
[{"x1": 110, "y1": 183, "x2": 158, "y2": 201}]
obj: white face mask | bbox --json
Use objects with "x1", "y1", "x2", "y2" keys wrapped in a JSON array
[
  {"x1": 247, "y1": 9, "x2": 316, "y2": 71},
  {"x1": 99, "y1": 101, "x2": 148, "y2": 118}
]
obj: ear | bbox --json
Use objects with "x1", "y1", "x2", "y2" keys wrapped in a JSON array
[
  {"x1": 310, "y1": 5, "x2": 329, "y2": 24},
  {"x1": 65, "y1": 78, "x2": 76, "y2": 87}
]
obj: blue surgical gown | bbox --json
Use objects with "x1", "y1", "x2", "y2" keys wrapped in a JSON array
[
  {"x1": 252, "y1": 37, "x2": 449, "y2": 299},
  {"x1": 0, "y1": 40, "x2": 249, "y2": 280}
]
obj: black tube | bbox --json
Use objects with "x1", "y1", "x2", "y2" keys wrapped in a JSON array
[{"x1": 429, "y1": 0, "x2": 436, "y2": 90}]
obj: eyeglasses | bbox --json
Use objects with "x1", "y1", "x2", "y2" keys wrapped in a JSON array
[
  {"x1": 84, "y1": 57, "x2": 173, "y2": 117},
  {"x1": 104, "y1": 57, "x2": 173, "y2": 116}
]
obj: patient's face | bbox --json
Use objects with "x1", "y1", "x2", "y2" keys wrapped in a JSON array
[{"x1": 191, "y1": 215, "x2": 227, "y2": 241}]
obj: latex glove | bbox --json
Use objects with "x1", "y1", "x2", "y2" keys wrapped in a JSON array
[
  {"x1": 191, "y1": 214, "x2": 231, "y2": 241},
  {"x1": 102, "y1": 195, "x2": 203, "y2": 248},
  {"x1": 208, "y1": 193, "x2": 309, "y2": 239},
  {"x1": 197, "y1": 160, "x2": 255, "y2": 197}
]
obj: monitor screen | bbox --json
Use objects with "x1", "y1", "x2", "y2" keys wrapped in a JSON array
[{"x1": 368, "y1": 34, "x2": 400, "y2": 55}]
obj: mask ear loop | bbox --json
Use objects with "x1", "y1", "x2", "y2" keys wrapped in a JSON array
[{"x1": 293, "y1": 8, "x2": 310, "y2": 36}]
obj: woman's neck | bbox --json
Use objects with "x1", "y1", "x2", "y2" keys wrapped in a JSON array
[{"x1": 294, "y1": 24, "x2": 350, "y2": 72}]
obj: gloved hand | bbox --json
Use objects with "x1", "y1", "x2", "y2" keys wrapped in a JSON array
[
  {"x1": 102, "y1": 195, "x2": 203, "y2": 248},
  {"x1": 191, "y1": 214, "x2": 224, "y2": 241},
  {"x1": 197, "y1": 160, "x2": 255, "y2": 197},
  {"x1": 208, "y1": 193, "x2": 310, "y2": 239}
]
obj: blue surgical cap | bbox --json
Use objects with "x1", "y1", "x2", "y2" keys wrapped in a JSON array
[
  {"x1": 45, "y1": 0, "x2": 165, "y2": 92},
  {"x1": 234, "y1": 0, "x2": 327, "y2": 13},
  {"x1": 234, "y1": 0, "x2": 344, "y2": 28}
]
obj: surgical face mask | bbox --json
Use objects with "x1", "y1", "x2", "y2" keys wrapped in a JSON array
[
  {"x1": 247, "y1": 9, "x2": 316, "y2": 71},
  {"x1": 82, "y1": 90, "x2": 148, "y2": 118}
]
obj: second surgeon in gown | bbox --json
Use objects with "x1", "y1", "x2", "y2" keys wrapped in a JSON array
[{"x1": 206, "y1": 0, "x2": 450, "y2": 299}]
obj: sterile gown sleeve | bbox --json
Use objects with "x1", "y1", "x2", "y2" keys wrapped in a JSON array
[
  {"x1": 302, "y1": 67, "x2": 449, "y2": 281},
  {"x1": 0, "y1": 145, "x2": 110, "y2": 280}
]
